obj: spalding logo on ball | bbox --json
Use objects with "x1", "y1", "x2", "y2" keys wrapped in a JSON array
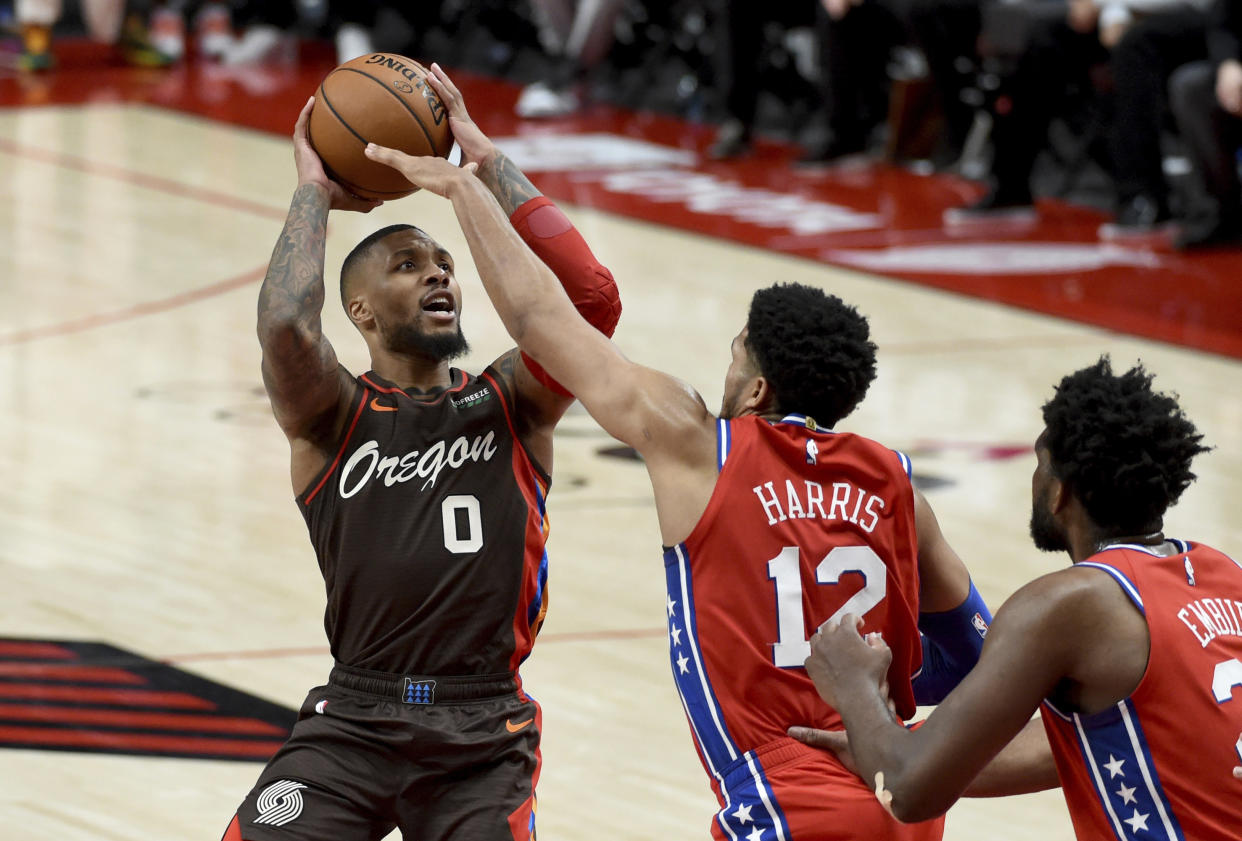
[{"x1": 308, "y1": 53, "x2": 455, "y2": 200}]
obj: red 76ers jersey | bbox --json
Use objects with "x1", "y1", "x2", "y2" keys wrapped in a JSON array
[
  {"x1": 663, "y1": 415, "x2": 924, "y2": 835},
  {"x1": 1041, "y1": 541, "x2": 1242, "y2": 841}
]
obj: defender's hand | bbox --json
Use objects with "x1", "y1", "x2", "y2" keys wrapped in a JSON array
[
  {"x1": 805, "y1": 615, "x2": 892, "y2": 710},
  {"x1": 423, "y1": 63, "x2": 495, "y2": 169},
  {"x1": 294, "y1": 97, "x2": 382, "y2": 213},
  {"x1": 365, "y1": 143, "x2": 479, "y2": 198},
  {"x1": 788, "y1": 726, "x2": 859, "y2": 773}
]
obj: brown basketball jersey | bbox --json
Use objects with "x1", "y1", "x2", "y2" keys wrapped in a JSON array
[{"x1": 297, "y1": 365, "x2": 551, "y2": 676}]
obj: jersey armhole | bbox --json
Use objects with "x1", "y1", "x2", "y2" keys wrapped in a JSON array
[
  {"x1": 298, "y1": 385, "x2": 369, "y2": 506},
  {"x1": 480, "y1": 370, "x2": 552, "y2": 487},
  {"x1": 1077, "y1": 561, "x2": 1146, "y2": 615}
]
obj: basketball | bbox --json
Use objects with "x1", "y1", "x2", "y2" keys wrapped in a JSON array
[{"x1": 308, "y1": 53, "x2": 454, "y2": 200}]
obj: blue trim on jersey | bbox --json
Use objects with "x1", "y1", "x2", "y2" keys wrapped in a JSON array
[
  {"x1": 664, "y1": 543, "x2": 740, "y2": 776},
  {"x1": 717, "y1": 418, "x2": 732, "y2": 471},
  {"x1": 715, "y1": 752, "x2": 794, "y2": 841},
  {"x1": 893, "y1": 449, "x2": 913, "y2": 479},
  {"x1": 524, "y1": 472, "x2": 550, "y2": 634},
  {"x1": 776, "y1": 413, "x2": 832, "y2": 433},
  {"x1": 1069, "y1": 700, "x2": 1185, "y2": 841},
  {"x1": 1078, "y1": 562, "x2": 1145, "y2": 614}
]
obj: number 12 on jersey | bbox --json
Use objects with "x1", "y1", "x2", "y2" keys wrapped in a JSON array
[{"x1": 767, "y1": 545, "x2": 887, "y2": 668}]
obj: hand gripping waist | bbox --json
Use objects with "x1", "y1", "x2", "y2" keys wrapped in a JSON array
[{"x1": 328, "y1": 663, "x2": 518, "y2": 705}]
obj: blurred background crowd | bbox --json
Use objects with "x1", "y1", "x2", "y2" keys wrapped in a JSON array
[{"x1": 6, "y1": 0, "x2": 1241, "y2": 251}]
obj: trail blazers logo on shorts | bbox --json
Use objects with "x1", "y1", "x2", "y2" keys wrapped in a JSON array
[{"x1": 254, "y1": 780, "x2": 309, "y2": 827}]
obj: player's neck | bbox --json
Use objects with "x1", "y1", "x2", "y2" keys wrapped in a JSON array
[
  {"x1": 1069, "y1": 522, "x2": 1166, "y2": 563},
  {"x1": 369, "y1": 350, "x2": 456, "y2": 393}
]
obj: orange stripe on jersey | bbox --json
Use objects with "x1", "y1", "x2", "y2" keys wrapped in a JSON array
[
  {"x1": 481, "y1": 372, "x2": 552, "y2": 673},
  {"x1": 301, "y1": 389, "x2": 369, "y2": 506}
]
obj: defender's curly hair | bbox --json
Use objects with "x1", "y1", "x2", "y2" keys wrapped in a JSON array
[
  {"x1": 1042, "y1": 356, "x2": 1209, "y2": 533},
  {"x1": 745, "y1": 283, "x2": 877, "y2": 427}
]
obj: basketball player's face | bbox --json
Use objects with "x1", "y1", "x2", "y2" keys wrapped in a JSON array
[
  {"x1": 720, "y1": 327, "x2": 759, "y2": 418},
  {"x1": 370, "y1": 233, "x2": 468, "y2": 361},
  {"x1": 1029, "y1": 436, "x2": 1069, "y2": 553}
]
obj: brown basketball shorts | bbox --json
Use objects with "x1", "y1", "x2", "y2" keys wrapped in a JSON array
[{"x1": 233, "y1": 667, "x2": 541, "y2": 841}]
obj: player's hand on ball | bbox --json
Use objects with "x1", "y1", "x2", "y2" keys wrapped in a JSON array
[
  {"x1": 293, "y1": 98, "x2": 382, "y2": 213},
  {"x1": 365, "y1": 143, "x2": 478, "y2": 198},
  {"x1": 423, "y1": 63, "x2": 494, "y2": 169}
]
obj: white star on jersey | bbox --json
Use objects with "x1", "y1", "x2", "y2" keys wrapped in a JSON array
[
  {"x1": 670, "y1": 624, "x2": 683, "y2": 646},
  {"x1": 746, "y1": 827, "x2": 765, "y2": 841},
  {"x1": 677, "y1": 654, "x2": 690, "y2": 674},
  {"x1": 667, "y1": 596, "x2": 677, "y2": 617},
  {"x1": 731, "y1": 803, "x2": 754, "y2": 825},
  {"x1": 1116, "y1": 782, "x2": 1136, "y2": 805},
  {"x1": 1123, "y1": 809, "x2": 1150, "y2": 834},
  {"x1": 1103, "y1": 754, "x2": 1126, "y2": 779}
]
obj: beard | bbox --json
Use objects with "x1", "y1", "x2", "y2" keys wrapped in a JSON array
[
  {"x1": 381, "y1": 320, "x2": 470, "y2": 362},
  {"x1": 1029, "y1": 501, "x2": 1069, "y2": 552}
]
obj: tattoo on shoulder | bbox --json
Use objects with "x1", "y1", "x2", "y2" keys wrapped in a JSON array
[{"x1": 479, "y1": 152, "x2": 542, "y2": 216}]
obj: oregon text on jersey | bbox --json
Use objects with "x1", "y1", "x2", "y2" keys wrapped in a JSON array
[{"x1": 338, "y1": 432, "x2": 500, "y2": 497}]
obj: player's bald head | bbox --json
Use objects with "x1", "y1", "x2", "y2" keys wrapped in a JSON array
[{"x1": 339, "y1": 224, "x2": 431, "y2": 307}]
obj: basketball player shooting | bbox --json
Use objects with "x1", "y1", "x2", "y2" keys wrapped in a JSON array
[
  {"x1": 367, "y1": 65, "x2": 995, "y2": 841},
  {"x1": 222, "y1": 76, "x2": 621, "y2": 840}
]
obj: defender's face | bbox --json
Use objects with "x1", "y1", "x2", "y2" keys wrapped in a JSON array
[
  {"x1": 720, "y1": 327, "x2": 757, "y2": 418},
  {"x1": 1029, "y1": 432, "x2": 1069, "y2": 552}
]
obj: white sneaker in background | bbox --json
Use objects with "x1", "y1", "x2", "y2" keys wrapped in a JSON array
[
  {"x1": 150, "y1": 6, "x2": 185, "y2": 61},
  {"x1": 514, "y1": 81, "x2": 580, "y2": 118},
  {"x1": 195, "y1": 2, "x2": 233, "y2": 60},
  {"x1": 335, "y1": 23, "x2": 373, "y2": 64},
  {"x1": 221, "y1": 24, "x2": 286, "y2": 66}
]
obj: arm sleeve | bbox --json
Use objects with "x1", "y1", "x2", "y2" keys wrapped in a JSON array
[
  {"x1": 509, "y1": 196, "x2": 622, "y2": 397},
  {"x1": 911, "y1": 579, "x2": 993, "y2": 705}
]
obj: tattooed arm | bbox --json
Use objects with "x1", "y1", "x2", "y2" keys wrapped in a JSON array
[{"x1": 258, "y1": 98, "x2": 379, "y2": 492}]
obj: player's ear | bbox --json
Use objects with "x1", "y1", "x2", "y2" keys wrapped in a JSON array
[
  {"x1": 347, "y1": 296, "x2": 374, "y2": 328},
  {"x1": 1049, "y1": 476, "x2": 1071, "y2": 514},
  {"x1": 742, "y1": 375, "x2": 774, "y2": 414}
]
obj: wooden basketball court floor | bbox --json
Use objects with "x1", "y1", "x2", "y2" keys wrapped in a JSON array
[{"x1": 3, "y1": 98, "x2": 1242, "y2": 840}]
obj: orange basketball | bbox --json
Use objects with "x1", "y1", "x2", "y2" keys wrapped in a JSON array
[{"x1": 307, "y1": 53, "x2": 454, "y2": 200}]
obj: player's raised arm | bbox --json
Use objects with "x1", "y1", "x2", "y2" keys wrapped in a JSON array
[
  {"x1": 363, "y1": 146, "x2": 711, "y2": 466},
  {"x1": 258, "y1": 98, "x2": 379, "y2": 488},
  {"x1": 423, "y1": 64, "x2": 621, "y2": 411}
]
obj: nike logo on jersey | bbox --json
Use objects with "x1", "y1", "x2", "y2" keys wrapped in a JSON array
[
  {"x1": 505, "y1": 717, "x2": 534, "y2": 733},
  {"x1": 370, "y1": 398, "x2": 398, "y2": 412}
]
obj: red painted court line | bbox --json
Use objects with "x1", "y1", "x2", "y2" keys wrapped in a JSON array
[
  {"x1": 0, "y1": 137, "x2": 289, "y2": 220},
  {"x1": 0, "y1": 265, "x2": 267, "y2": 347},
  {"x1": 0, "y1": 704, "x2": 285, "y2": 735},
  {"x1": 0, "y1": 684, "x2": 215, "y2": 709},
  {"x1": 0, "y1": 725, "x2": 284, "y2": 758},
  {"x1": 162, "y1": 628, "x2": 667, "y2": 664},
  {"x1": 0, "y1": 642, "x2": 76, "y2": 660},
  {"x1": 0, "y1": 663, "x2": 145, "y2": 684}
]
